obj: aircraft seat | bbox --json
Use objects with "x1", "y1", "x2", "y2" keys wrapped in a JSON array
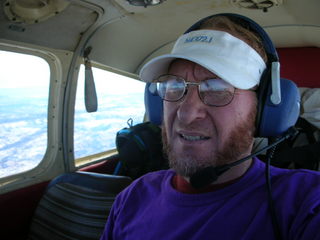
[{"x1": 28, "y1": 171, "x2": 132, "y2": 240}]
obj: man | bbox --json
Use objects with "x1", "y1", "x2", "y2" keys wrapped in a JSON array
[{"x1": 100, "y1": 14, "x2": 320, "y2": 240}]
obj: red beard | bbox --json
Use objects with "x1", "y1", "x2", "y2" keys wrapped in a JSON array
[{"x1": 162, "y1": 105, "x2": 257, "y2": 178}]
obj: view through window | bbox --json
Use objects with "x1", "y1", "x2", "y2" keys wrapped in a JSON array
[
  {"x1": 0, "y1": 50, "x2": 50, "y2": 178},
  {"x1": 74, "y1": 65, "x2": 146, "y2": 161},
  {"x1": 0, "y1": 53, "x2": 146, "y2": 177}
]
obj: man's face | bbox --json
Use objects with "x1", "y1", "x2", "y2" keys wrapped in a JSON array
[{"x1": 162, "y1": 59, "x2": 257, "y2": 177}]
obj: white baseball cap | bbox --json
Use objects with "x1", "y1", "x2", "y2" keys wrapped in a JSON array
[{"x1": 139, "y1": 29, "x2": 266, "y2": 90}]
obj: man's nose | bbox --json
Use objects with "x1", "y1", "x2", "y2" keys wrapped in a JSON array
[{"x1": 177, "y1": 85, "x2": 207, "y2": 124}]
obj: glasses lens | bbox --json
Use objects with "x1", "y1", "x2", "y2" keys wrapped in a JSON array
[
  {"x1": 200, "y1": 79, "x2": 235, "y2": 106},
  {"x1": 157, "y1": 75, "x2": 185, "y2": 101}
]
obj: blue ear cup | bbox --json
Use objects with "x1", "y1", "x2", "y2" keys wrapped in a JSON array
[{"x1": 259, "y1": 78, "x2": 300, "y2": 137}]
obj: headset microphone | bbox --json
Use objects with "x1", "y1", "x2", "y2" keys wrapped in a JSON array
[{"x1": 190, "y1": 127, "x2": 298, "y2": 189}]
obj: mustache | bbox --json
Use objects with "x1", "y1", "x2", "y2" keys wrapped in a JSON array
[{"x1": 173, "y1": 120, "x2": 216, "y2": 134}]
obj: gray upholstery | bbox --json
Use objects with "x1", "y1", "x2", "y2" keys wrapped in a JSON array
[{"x1": 28, "y1": 171, "x2": 132, "y2": 240}]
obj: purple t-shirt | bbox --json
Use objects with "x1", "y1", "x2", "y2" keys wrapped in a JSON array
[{"x1": 101, "y1": 158, "x2": 320, "y2": 240}]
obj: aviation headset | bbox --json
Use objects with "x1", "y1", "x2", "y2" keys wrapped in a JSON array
[{"x1": 145, "y1": 13, "x2": 300, "y2": 138}]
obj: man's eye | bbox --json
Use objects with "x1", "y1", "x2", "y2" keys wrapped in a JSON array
[{"x1": 202, "y1": 79, "x2": 233, "y2": 91}]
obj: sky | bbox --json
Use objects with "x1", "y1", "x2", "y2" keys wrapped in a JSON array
[
  {"x1": 0, "y1": 50, "x2": 50, "y2": 89},
  {"x1": 0, "y1": 50, "x2": 145, "y2": 92}
]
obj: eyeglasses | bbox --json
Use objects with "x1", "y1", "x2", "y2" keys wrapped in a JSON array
[{"x1": 149, "y1": 74, "x2": 236, "y2": 107}]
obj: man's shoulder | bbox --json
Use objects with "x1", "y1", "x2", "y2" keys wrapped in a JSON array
[
  {"x1": 118, "y1": 169, "x2": 174, "y2": 198},
  {"x1": 256, "y1": 158, "x2": 320, "y2": 185},
  {"x1": 135, "y1": 169, "x2": 174, "y2": 185},
  {"x1": 272, "y1": 167, "x2": 320, "y2": 203},
  {"x1": 255, "y1": 159, "x2": 320, "y2": 198},
  {"x1": 274, "y1": 167, "x2": 320, "y2": 183}
]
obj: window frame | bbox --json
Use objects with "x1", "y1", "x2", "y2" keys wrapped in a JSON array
[{"x1": 0, "y1": 42, "x2": 71, "y2": 194}]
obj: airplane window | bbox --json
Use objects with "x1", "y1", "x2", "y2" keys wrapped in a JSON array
[
  {"x1": 74, "y1": 65, "x2": 145, "y2": 161},
  {"x1": 0, "y1": 50, "x2": 50, "y2": 178}
]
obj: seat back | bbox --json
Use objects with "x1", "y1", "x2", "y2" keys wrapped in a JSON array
[{"x1": 28, "y1": 171, "x2": 132, "y2": 240}]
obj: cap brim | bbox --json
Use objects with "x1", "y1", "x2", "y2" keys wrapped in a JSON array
[{"x1": 139, "y1": 52, "x2": 257, "y2": 90}]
